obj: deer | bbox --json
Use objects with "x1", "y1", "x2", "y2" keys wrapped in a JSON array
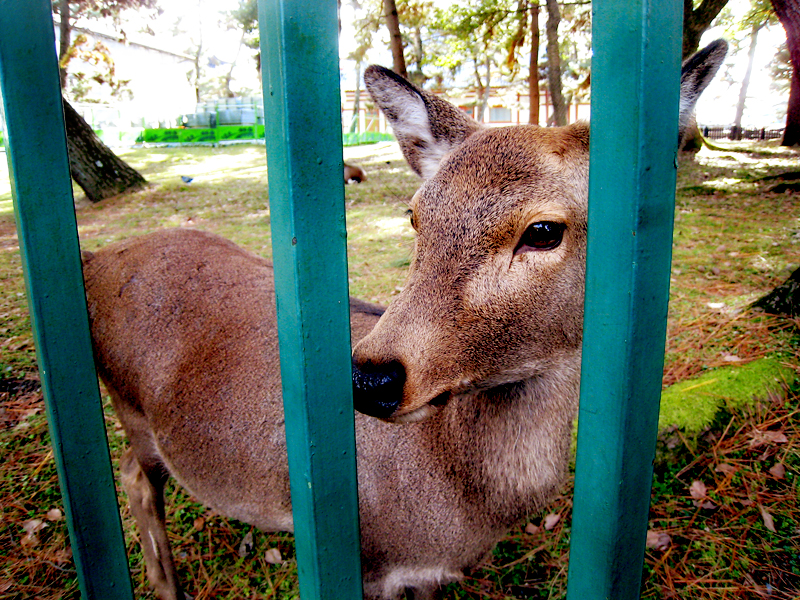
[
  {"x1": 345, "y1": 162, "x2": 367, "y2": 183},
  {"x1": 80, "y1": 40, "x2": 726, "y2": 600}
]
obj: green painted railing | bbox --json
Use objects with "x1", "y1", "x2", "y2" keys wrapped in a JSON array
[
  {"x1": 258, "y1": 1, "x2": 363, "y2": 599},
  {"x1": 2, "y1": 0, "x2": 684, "y2": 599},
  {"x1": 566, "y1": 2, "x2": 684, "y2": 599},
  {"x1": 0, "y1": 1, "x2": 134, "y2": 598}
]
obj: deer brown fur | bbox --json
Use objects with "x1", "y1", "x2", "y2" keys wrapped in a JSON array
[
  {"x1": 345, "y1": 162, "x2": 367, "y2": 183},
  {"x1": 82, "y1": 40, "x2": 726, "y2": 600}
]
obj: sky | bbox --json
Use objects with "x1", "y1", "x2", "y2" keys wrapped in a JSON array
[
  {"x1": 695, "y1": 0, "x2": 788, "y2": 128},
  {"x1": 111, "y1": 0, "x2": 789, "y2": 128}
]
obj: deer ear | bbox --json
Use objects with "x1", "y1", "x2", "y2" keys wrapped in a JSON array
[
  {"x1": 364, "y1": 65, "x2": 482, "y2": 179},
  {"x1": 678, "y1": 39, "x2": 728, "y2": 142}
]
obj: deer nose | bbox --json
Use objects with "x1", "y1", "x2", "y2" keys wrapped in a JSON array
[{"x1": 352, "y1": 360, "x2": 405, "y2": 419}]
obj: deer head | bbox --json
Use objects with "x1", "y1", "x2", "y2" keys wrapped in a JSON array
[{"x1": 352, "y1": 40, "x2": 728, "y2": 423}]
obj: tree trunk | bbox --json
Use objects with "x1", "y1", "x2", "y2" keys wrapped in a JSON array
[
  {"x1": 545, "y1": 0, "x2": 567, "y2": 126},
  {"x1": 384, "y1": 0, "x2": 408, "y2": 79},
  {"x1": 731, "y1": 23, "x2": 761, "y2": 140},
  {"x1": 473, "y1": 53, "x2": 487, "y2": 122},
  {"x1": 784, "y1": 61, "x2": 800, "y2": 145},
  {"x1": 481, "y1": 50, "x2": 492, "y2": 121},
  {"x1": 409, "y1": 26, "x2": 425, "y2": 86},
  {"x1": 751, "y1": 266, "x2": 800, "y2": 318},
  {"x1": 350, "y1": 62, "x2": 361, "y2": 134},
  {"x1": 223, "y1": 30, "x2": 246, "y2": 98},
  {"x1": 771, "y1": 0, "x2": 800, "y2": 146},
  {"x1": 682, "y1": 0, "x2": 731, "y2": 58},
  {"x1": 529, "y1": 2, "x2": 540, "y2": 125},
  {"x1": 681, "y1": 121, "x2": 705, "y2": 152},
  {"x1": 193, "y1": 39, "x2": 203, "y2": 102},
  {"x1": 62, "y1": 99, "x2": 147, "y2": 202},
  {"x1": 57, "y1": 0, "x2": 71, "y2": 89}
]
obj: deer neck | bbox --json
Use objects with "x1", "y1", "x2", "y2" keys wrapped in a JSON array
[{"x1": 433, "y1": 348, "x2": 581, "y2": 520}]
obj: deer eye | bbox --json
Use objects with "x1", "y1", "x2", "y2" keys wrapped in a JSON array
[
  {"x1": 406, "y1": 209, "x2": 418, "y2": 231},
  {"x1": 514, "y1": 221, "x2": 566, "y2": 254}
]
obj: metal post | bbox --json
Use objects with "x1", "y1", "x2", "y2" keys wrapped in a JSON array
[
  {"x1": 259, "y1": 2, "x2": 364, "y2": 599},
  {"x1": 0, "y1": 1, "x2": 134, "y2": 598},
  {"x1": 566, "y1": 1, "x2": 683, "y2": 599}
]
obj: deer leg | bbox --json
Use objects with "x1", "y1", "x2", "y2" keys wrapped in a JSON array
[{"x1": 120, "y1": 448, "x2": 184, "y2": 600}]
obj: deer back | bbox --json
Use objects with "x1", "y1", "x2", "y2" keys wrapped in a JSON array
[{"x1": 82, "y1": 228, "x2": 381, "y2": 532}]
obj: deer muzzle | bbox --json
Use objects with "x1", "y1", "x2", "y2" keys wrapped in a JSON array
[
  {"x1": 351, "y1": 359, "x2": 405, "y2": 419},
  {"x1": 352, "y1": 357, "x2": 454, "y2": 423}
]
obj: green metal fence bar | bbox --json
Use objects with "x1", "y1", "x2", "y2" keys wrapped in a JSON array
[
  {"x1": 566, "y1": 1, "x2": 683, "y2": 599},
  {"x1": 0, "y1": 2, "x2": 134, "y2": 599},
  {"x1": 259, "y1": 2, "x2": 364, "y2": 599}
]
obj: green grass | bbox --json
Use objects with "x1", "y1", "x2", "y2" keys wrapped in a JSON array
[{"x1": 1, "y1": 138, "x2": 798, "y2": 599}]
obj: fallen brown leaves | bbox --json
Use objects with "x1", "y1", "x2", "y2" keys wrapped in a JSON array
[{"x1": 645, "y1": 392, "x2": 799, "y2": 599}]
